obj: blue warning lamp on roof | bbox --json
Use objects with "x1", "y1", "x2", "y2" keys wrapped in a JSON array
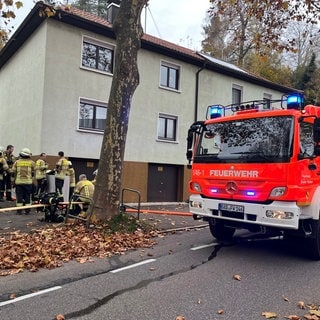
[
  {"x1": 207, "y1": 105, "x2": 224, "y2": 119},
  {"x1": 286, "y1": 93, "x2": 304, "y2": 110}
]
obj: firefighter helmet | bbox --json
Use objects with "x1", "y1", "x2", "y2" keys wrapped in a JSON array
[{"x1": 20, "y1": 148, "x2": 32, "y2": 157}]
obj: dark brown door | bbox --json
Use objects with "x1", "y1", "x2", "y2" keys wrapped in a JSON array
[
  {"x1": 68, "y1": 158, "x2": 98, "y2": 182},
  {"x1": 147, "y1": 163, "x2": 179, "y2": 202}
]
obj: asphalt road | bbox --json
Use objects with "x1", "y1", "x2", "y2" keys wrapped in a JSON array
[{"x1": 1, "y1": 227, "x2": 320, "y2": 320}]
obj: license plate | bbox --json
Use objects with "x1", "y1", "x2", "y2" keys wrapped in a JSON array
[{"x1": 218, "y1": 203, "x2": 244, "y2": 213}]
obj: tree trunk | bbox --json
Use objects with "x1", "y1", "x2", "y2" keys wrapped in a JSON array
[{"x1": 92, "y1": 0, "x2": 147, "y2": 221}]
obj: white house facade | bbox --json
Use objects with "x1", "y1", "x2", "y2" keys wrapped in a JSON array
[{"x1": 0, "y1": 2, "x2": 297, "y2": 202}]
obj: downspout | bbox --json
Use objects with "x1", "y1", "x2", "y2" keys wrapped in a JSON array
[{"x1": 195, "y1": 62, "x2": 207, "y2": 122}]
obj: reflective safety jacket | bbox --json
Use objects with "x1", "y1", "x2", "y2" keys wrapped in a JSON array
[
  {"x1": 74, "y1": 179, "x2": 94, "y2": 203},
  {"x1": 13, "y1": 159, "x2": 35, "y2": 185},
  {"x1": 35, "y1": 159, "x2": 48, "y2": 180},
  {"x1": 55, "y1": 158, "x2": 69, "y2": 180},
  {"x1": 0, "y1": 157, "x2": 9, "y2": 180},
  {"x1": 4, "y1": 152, "x2": 16, "y2": 174}
]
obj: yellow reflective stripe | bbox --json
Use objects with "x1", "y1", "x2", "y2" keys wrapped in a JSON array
[{"x1": 15, "y1": 160, "x2": 34, "y2": 184}]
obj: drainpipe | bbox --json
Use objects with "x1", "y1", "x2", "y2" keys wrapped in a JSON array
[{"x1": 194, "y1": 62, "x2": 206, "y2": 122}]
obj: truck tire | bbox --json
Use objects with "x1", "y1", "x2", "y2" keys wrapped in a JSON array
[
  {"x1": 208, "y1": 218, "x2": 235, "y2": 241},
  {"x1": 306, "y1": 220, "x2": 320, "y2": 260}
]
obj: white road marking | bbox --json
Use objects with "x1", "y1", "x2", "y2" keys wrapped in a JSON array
[
  {"x1": 190, "y1": 243, "x2": 217, "y2": 251},
  {"x1": 110, "y1": 259, "x2": 156, "y2": 273},
  {"x1": 0, "y1": 286, "x2": 62, "y2": 307}
]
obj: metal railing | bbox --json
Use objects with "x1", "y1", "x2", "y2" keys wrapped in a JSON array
[{"x1": 120, "y1": 187, "x2": 141, "y2": 219}]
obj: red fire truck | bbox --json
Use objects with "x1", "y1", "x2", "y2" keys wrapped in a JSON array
[{"x1": 187, "y1": 93, "x2": 320, "y2": 259}]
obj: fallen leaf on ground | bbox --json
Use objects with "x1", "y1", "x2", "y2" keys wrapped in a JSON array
[
  {"x1": 304, "y1": 314, "x2": 319, "y2": 320},
  {"x1": 233, "y1": 274, "x2": 241, "y2": 281},
  {"x1": 262, "y1": 311, "x2": 277, "y2": 318},
  {"x1": 298, "y1": 301, "x2": 305, "y2": 309},
  {"x1": 310, "y1": 310, "x2": 320, "y2": 317}
]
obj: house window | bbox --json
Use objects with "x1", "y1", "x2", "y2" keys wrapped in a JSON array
[
  {"x1": 232, "y1": 85, "x2": 242, "y2": 105},
  {"x1": 79, "y1": 99, "x2": 107, "y2": 132},
  {"x1": 160, "y1": 62, "x2": 180, "y2": 90},
  {"x1": 81, "y1": 38, "x2": 114, "y2": 74},
  {"x1": 158, "y1": 114, "x2": 178, "y2": 141}
]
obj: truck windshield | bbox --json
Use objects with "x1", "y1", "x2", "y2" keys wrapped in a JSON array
[{"x1": 196, "y1": 116, "x2": 294, "y2": 163}]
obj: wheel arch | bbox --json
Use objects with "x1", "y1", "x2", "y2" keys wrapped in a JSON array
[{"x1": 301, "y1": 186, "x2": 320, "y2": 220}]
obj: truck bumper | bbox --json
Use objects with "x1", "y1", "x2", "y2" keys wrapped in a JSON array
[{"x1": 189, "y1": 194, "x2": 304, "y2": 230}]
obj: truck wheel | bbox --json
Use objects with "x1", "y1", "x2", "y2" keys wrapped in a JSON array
[
  {"x1": 306, "y1": 220, "x2": 320, "y2": 260},
  {"x1": 208, "y1": 218, "x2": 235, "y2": 241}
]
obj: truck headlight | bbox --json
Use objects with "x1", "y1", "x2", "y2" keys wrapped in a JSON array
[
  {"x1": 266, "y1": 210, "x2": 294, "y2": 219},
  {"x1": 190, "y1": 200, "x2": 202, "y2": 208}
]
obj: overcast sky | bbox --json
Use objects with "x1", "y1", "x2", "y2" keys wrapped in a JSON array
[
  {"x1": 10, "y1": 0, "x2": 210, "y2": 51},
  {"x1": 143, "y1": 0, "x2": 210, "y2": 50}
]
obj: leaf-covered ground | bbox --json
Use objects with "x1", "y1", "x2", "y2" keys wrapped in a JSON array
[{"x1": 0, "y1": 219, "x2": 159, "y2": 276}]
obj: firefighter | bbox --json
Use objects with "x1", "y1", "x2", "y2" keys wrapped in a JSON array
[
  {"x1": 4, "y1": 144, "x2": 16, "y2": 201},
  {"x1": 35, "y1": 152, "x2": 48, "y2": 199},
  {"x1": 68, "y1": 161, "x2": 76, "y2": 200},
  {"x1": 55, "y1": 151, "x2": 69, "y2": 199},
  {"x1": 12, "y1": 148, "x2": 36, "y2": 214},
  {"x1": 0, "y1": 146, "x2": 9, "y2": 201},
  {"x1": 71, "y1": 174, "x2": 94, "y2": 217}
]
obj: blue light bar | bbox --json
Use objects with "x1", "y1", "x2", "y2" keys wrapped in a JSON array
[
  {"x1": 287, "y1": 94, "x2": 303, "y2": 110},
  {"x1": 246, "y1": 191, "x2": 255, "y2": 196},
  {"x1": 209, "y1": 105, "x2": 223, "y2": 119}
]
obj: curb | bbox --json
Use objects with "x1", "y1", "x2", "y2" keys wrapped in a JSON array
[{"x1": 125, "y1": 208, "x2": 192, "y2": 217}]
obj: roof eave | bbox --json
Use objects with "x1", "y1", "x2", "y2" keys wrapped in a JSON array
[
  {"x1": 141, "y1": 38, "x2": 205, "y2": 67},
  {"x1": 54, "y1": 9, "x2": 115, "y2": 39},
  {"x1": 197, "y1": 53, "x2": 296, "y2": 93}
]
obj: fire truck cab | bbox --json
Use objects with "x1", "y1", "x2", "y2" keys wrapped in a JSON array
[{"x1": 187, "y1": 93, "x2": 320, "y2": 259}]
